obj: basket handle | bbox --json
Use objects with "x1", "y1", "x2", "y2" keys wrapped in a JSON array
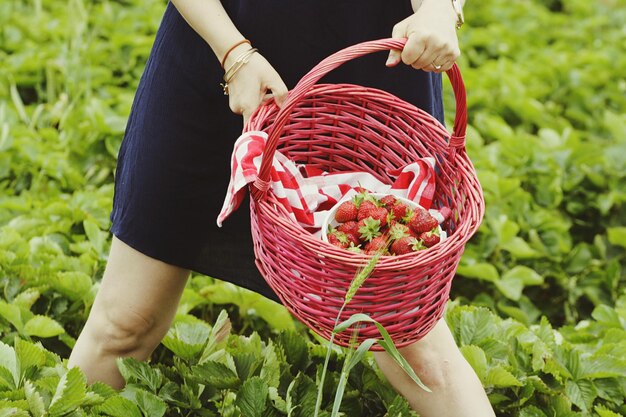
[{"x1": 251, "y1": 38, "x2": 468, "y2": 200}]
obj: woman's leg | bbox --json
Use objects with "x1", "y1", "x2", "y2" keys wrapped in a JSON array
[
  {"x1": 68, "y1": 236, "x2": 190, "y2": 388},
  {"x1": 373, "y1": 319, "x2": 495, "y2": 417}
]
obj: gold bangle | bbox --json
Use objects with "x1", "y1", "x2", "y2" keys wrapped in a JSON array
[
  {"x1": 451, "y1": 0, "x2": 464, "y2": 29},
  {"x1": 221, "y1": 39, "x2": 251, "y2": 69},
  {"x1": 220, "y1": 48, "x2": 258, "y2": 95},
  {"x1": 223, "y1": 48, "x2": 257, "y2": 81}
]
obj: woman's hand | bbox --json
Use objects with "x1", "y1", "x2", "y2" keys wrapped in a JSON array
[
  {"x1": 224, "y1": 46, "x2": 288, "y2": 125},
  {"x1": 386, "y1": 0, "x2": 461, "y2": 73}
]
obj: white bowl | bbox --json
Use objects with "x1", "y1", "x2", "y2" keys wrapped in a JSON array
[{"x1": 321, "y1": 192, "x2": 427, "y2": 243}]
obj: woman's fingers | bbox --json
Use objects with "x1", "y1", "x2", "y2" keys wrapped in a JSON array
[
  {"x1": 407, "y1": 33, "x2": 460, "y2": 72},
  {"x1": 388, "y1": 1, "x2": 460, "y2": 72},
  {"x1": 227, "y1": 52, "x2": 288, "y2": 123},
  {"x1": 387, "y1": 19, "x2": 409, "y2": 67},
  {"x1": 264, "y1": 76, "x2": 288, "y2": 108}
]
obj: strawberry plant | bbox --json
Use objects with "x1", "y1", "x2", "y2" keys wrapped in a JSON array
[{"x1": 1, "y1": 0, "x2": 625, "y2": 414}]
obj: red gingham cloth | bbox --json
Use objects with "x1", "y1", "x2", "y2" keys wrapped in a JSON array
[{"x1": 218, "y1": 131, "x2": 446, "y2": 229}]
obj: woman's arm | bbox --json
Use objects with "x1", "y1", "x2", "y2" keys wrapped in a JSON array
[
  {"x1": 169, "y1": 0, "x2": 245, "y2": 66},
  {"x1": 388, "y1": 0, "x2": 464, "y2": 72},
  {"x1": 170, "y1": 0, "x2": 288, "y2": 122}
]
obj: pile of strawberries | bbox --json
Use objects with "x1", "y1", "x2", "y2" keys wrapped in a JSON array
[{"x1": 326, "y1": 191, "x2": 441, "y2": 255}]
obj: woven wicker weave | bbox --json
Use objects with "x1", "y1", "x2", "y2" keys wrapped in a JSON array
[{"x1": 245, "y1": 38, "x2": 484, "y2": 349}]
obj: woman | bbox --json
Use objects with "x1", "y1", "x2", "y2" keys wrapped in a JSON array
[{"x1": 69, "y1": 0, "x2": 495, "y2": 415}]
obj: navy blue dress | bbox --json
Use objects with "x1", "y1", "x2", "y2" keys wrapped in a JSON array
[{"x1": 110, "y1": 0, "x2": 444, "y2": 303}]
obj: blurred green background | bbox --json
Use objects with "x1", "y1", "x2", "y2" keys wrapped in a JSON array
[{"x1": 0, "y1": 0, "x2": 625, "y2": 416}]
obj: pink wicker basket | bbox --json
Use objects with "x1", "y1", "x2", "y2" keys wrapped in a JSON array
[{"x1": 245, "y1": 38, "x2": 484, "y2": 349}]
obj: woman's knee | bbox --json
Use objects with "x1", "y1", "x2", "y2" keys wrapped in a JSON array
[
  {"x1": 85, "y1": 295, "x2": 162, "y2": 358},
  {"x1": 396, "y1": 342, "x2": 455, "y2": 390},
  {"x1": 80, "y1": 237, "x2": 190, "y2": 358}
]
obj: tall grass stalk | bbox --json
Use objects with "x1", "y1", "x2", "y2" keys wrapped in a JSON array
[{"x1": 313, "y1": 251, "x2": 429, "y2": 416}]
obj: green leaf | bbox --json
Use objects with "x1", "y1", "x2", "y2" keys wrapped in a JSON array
[
  {"x1": 0, "y1": 342, "x2": 18, "y2": 388},
  {"x1": 495, "y1": 276, "x2": 524, "y2": 300},
  {"x1": 344, "y1": 339, "x2": 377, "y2": 375},
  {"x1": 501, "y1": 266, "x2": 544, "y2": 286},
  {"x1": 501, "y1": 237, "x2": 539, "y2": 259},
  {"x1": 0, "y1": 408, "x2": 30, "y2": 417},
  {"x1": 162, "y1": 321, "x2": 210, "y2": 361},
  {"x1": 519, "y1": 405, "x2": 548, "y2": 417},
  {"x1": 192, "y1": 361, "x2": 240, "y2": 389},
  {"x1": 594, "y1": 378, "x2": 624, "y2": 405},
  {"x1": 384, "y1": 395, "x2": 414, "y2": 417},
  {"x1": 134, "y1": 389, "x2": 167, "y2": 417},
  {"x1": 235, "y1": 376, "x2": 268, "y2": 417},
  {"x1": 0, "y1": 366, "x2": 16, "y2": 390},
  {"x1": 53, "y1": 272, "x2": 93, "y2": 301},
  {"x1": 0, "y1": 301, "x2": 24, "y2": 333},
  {"x1": 23, "y1": 316, "x2": 65, "y2": 338},
  {"x1": 96, "y1": 395, "x2": 143, "y2": 417},
  {"x1": 459, "y1": 345, "x2": 488, "y2": 381},
  {"x1": 458, "y1": 308, "x2": 498, "y2": 346},
  {"x1": 13, "y1": 289, "x2": 40, "y2": 310},
  {"x1": 591, "y1": 305, "x2": 623, "y2": 328},
  {"x1": 199, "y1": 309, "x2": 231, "y2": 363},
  {"x1": 607, "y1": 227, "x2": 626, "y2": 249},
  {"x1": 233, "y1": 352, "x2": 263, "y2": 381},
  {"x1": 89, "y1": 382, "x2": 118, "y2": 400},
  {"x1": 594, "y1": 405, "x2": 623, "y2": 417},
  {"x1": 116, "y1": 358, "x2": 162, "y2": 392},
  {"x1": 15, "y1": 338, "x2": 46, "y2": 379},
  {"x1": 485, "y1": 366, "x2": 522, "y2": 388},
  {"x1": 578, "y1": 353, "x2": 626, "y2": 379},
  {"x1": 287, "y1": 373, "x2": 317, "y2": 417},
  {"x1": 24, "y1": 380, "x2": 46, "y2": 417},
  {"x1": 48, "y1": 367, "x2": 87, "y2": 417},
  {"x1": 275, "y1": 331, "x2": 309, "y2": 374},
  {"x1": 260, "y1": 341, "x2": 281, "y2": 388},
  {"x1": 456, "y1": 262, "x2": 500, "y2": 282},
  {"x1": 565, "y1": 379, "x2": 597, "y2": 414},
  {"x1": 268, "y1": 387, "x2": 287, "y2": 414},
  {"x1": 83, "y1": 219, "x2": 106, "y2": 255}
]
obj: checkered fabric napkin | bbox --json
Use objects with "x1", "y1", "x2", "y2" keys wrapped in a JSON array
[{"x1": 217, "y1": 131, "x2": 446, "y2": 229}]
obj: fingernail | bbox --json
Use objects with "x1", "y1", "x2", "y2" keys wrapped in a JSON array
[{"x1": 386, "y1": 55, "x2": 399, "y2": 67}]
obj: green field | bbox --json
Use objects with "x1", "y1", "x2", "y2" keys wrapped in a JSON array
[{"x1": 1, "y1": 0, "x2": 625, "y2": 415}]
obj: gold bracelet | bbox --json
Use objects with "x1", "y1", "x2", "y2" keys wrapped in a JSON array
[
  {"x1": 221, "y1": 39, "x2": 251, "y2": 69},
  {"x1": 451, "y1": 0, "x2": 464, "y2": 29},
  {"x1": 220, "y1": 48, "x2": 258, "y2": 95},
  {"x1": 223, "y1": 48, "x2": 257, "y2": 81}
]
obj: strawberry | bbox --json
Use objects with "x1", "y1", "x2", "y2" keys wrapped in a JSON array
[
  {"x1": 388, "y1": 222, "x2": 410, "y2": 240},
  {"x1": 335, "y1": 201, "x2": 358, "y2": 223},
  {"x1": 379, "y1": 194, "x2": 397, "y2": 209},
  {"x1": 345, "y1": 232, "x2": 361, "y2": 247},
  {"x1": 420, "y1": 231, "x2": 441, "y2": 248},
  {"x1": 352, "y1": 188, "x2": 375, "y2": 208},
  {"x1": 407, "y1": 228, "x2": 421, "y2": 239},
  {"x1": 358, "y1": 217, "x2": 382, "y2": 242},
  {"x1": 391, "y1": 203, "x2": 409, "y2": 220},
  {"x1": 390, "y1": 236, "x2": 416, "y2": 255},
  {"x1": 368, "y1": 207, "x2": 389, "y2": 228},
  {"x1": 357, "y1": 200, "x2": 378, "y2": 221},
  {"x1": 327, "y1": 231, "x2": 348, "y2": 248},
  {"x1": 337, "y1": 220, "x2": 359, "y2": 236},
  {"x1": 365, "y1": 236, "x2": 388, "y2": 254},
  {"x1": 408, "y1": 209, "x2": 438, "y2": 234}
]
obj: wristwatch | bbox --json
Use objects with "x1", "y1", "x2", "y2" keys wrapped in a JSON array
[{"x1": 451, "y1": 0, "x2": 465, "y2": 29}]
